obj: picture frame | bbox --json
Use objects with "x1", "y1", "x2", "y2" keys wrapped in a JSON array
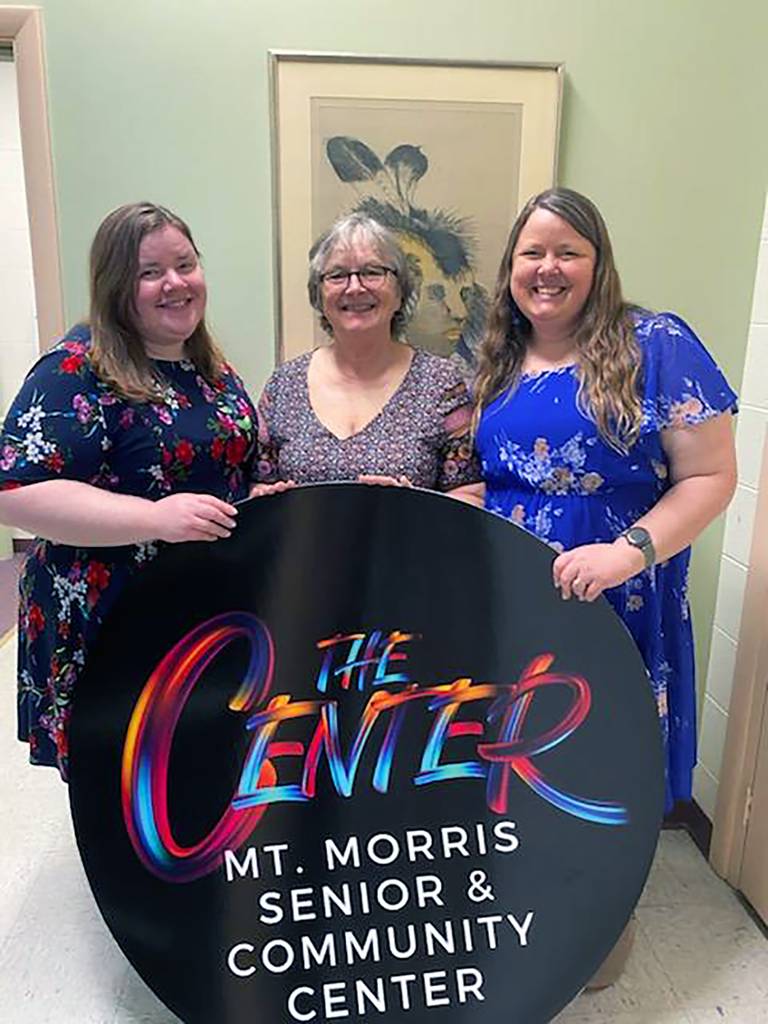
[{"x1": 269, "y1": 51, "x2": 563, "y2": 365}]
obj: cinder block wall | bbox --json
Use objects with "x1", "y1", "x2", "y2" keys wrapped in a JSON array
[{"x1": 694, "y1": 194, "x2": 768, "y2": 818}]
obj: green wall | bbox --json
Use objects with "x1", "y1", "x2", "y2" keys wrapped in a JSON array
[{"x1": 37, "y1": 0, "x2": 768, "y2": 683}]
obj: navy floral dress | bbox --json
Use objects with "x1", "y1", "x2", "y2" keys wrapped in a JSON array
[
  {"x1": 475, "y1": 312, "x2": 738, "y2": 809},
  {"x1": 0, "y1": 325, "x2": 257, "y2": 778}
]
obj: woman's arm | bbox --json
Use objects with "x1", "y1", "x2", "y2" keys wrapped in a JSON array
[
  {"x1": 554, "y1": 413, "x2": 737, "y2": 601},
  {"x1": 0, "y1": 480, "x2": 237, "y2": 546},
  {"x1": 447, "y1": 482, "x2": 486, "y2": 507},
  {"x1": 633, "y1": 413, "x2": 737, "y2": 559}
]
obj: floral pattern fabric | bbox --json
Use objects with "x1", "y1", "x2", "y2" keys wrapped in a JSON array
[
  {"x1": 255, "y1": 347, "x2": 482, "y2": 491},
  {"x1": 0, "y1": 324, "x2": 257, "y2": 778},
  {"x1": 475, "y1": 312, "x2": 738, "y2": 809}
]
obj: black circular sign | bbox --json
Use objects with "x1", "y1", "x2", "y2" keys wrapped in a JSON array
[{"x1": 69, "y1": 485, "x2": 663, "y2": 1024}]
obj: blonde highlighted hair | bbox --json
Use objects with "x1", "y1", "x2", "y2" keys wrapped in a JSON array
[
  {"x1": 473, "y1": 188, "x2": 643, "y2": 452},
  {"x1": 88, "y1": 202, "x2": 225, "y2": 402}
]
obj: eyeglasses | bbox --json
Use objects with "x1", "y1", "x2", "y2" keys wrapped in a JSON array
[{"x1": 320, "y1": 265, "x2": 397, "y2": 288}]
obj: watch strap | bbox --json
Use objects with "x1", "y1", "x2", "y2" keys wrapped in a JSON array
[{"x1": 620, "y1": 527, "x2": 655, "y2": 569}]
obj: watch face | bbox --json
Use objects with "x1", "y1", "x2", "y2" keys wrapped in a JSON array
[{"x1": 625, "y1": 527, "x2": 651, "y2": 547}]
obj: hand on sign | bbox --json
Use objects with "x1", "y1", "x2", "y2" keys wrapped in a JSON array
[
  {"x1": 553, "y1": 540, "x2": 645, "y2": 602},
  {"x1": 358, "y1": 474, "x2": 413, "y2": 488},
  {"x1": 249, "y1": 480, "x2": 296, "y2": 499},
  {"x1": 152, "y1": 493, "x2": 238, "y2": 543}
]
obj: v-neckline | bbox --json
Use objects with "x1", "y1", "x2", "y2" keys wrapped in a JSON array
[{"x1": 304, "y1": 347, "x2": 418, "y2": 442}]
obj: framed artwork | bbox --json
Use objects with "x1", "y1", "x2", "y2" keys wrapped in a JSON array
[{"x1": 269, "y1": 52, "x2": 563, "y2": 365}]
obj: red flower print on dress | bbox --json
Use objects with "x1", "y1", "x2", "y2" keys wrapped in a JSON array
[
  {"x1": 175, "y1": 440, "x2": 195, "y2": 466},
  {"x1": 26, "y1": 603, "x2": 45, "y2": 642},
  {"x1": 44, "y1": 451, "x2": 65, "y2": 474},
  {"x1": 52, "y1": 712, "x2": 70, "y2": 760},
  {"x1": 225, "y1": 434, "x2": 248, "y2": 467},
  {"x1": 86, "y1": 561, "x2": 111, "y2": 607},
  {"x1": 86, "y1": 562, "x2": 111, "y2": 590},
  {"x1": 60, "y1": 354, "x2": 85, "y2": 374},
  {"x1": 62, "y1": 340, "x2": 86, "y2": 354}
]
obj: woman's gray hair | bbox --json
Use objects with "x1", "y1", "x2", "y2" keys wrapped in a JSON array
[{"x1": 307, "y1": 213, "x2": 417, "y2": 340}]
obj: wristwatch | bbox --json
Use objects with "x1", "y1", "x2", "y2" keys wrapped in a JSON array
[{"x1": 620, "y1": 526, "x2": 655, "y2": 569}]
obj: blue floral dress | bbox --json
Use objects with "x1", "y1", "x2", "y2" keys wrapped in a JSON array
[
  {"x1": 0, "y1": 325, "x2": 257, "y2": 778},
  {"x1": 475, "y1": 312, "x2": 738, "y2": 809}
]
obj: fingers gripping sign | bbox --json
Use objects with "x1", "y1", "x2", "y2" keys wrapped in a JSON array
[
  {"x1": 358, "y1": 474, "x2": 413, "y2": 488},
  {"x1": 553, "y1": 541, "x2": 646, "y2": 602},
  {"x1": 152, "y1": 493, "x2": 238, "y2": 543},
  {"x1": 249, "y1": 481, "x2": 297, "y2": 499}
]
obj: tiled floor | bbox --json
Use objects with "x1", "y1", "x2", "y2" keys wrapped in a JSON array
[{"x1": 0, "y1": 631, "x2": 766, "y2": 1023}]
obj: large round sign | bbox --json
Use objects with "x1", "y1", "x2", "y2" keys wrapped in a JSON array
[{"x1": 69, "y1": 485, "x2": 664, "y2": 1024}]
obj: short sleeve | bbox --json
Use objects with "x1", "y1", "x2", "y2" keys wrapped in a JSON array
[
  {"x1": 253, "y1": 373, "x2": 281, "y2": 484},
  {"x1": 0, "y1": 340, "x2": 110, "y2": 491},
  {"x1": 435, "y1": 372, "x2": 483, "y2": 491},
  {"x1": 637, "y1": 313, "x2": 739, "y2": 431}
]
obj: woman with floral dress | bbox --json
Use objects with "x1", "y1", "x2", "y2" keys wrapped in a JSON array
[
  {"x1": 474, "y1": 187, "x2": 737, "y2": 810},
  {"x1": 252, "y1": 213, "x2": 483, "y2": 501},
  {"x1": 473, "y1": 188, "x2": 737, "y2": 982},
  {"x1": 0, "y1": 202, "x2": 256, "y2": 779}
]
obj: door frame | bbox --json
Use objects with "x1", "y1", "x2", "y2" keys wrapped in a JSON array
[
  {"x1": 710, "y1": 426, "x2": 768, "y2": 888},
  {"x1": 1, "y1": 6, "x2": 64, "y2": 348}
]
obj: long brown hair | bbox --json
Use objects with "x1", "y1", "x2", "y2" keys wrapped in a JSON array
[
  {"x1": 88, "y1": 202, "x2": 225, "y2": 401},
  {"x1": 473, "y1": 188, "x2": 643, "y2": 452}
]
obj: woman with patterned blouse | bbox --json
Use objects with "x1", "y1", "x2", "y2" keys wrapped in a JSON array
[
  {"x1": 252, "y1": 213, "x2": 484, "y2": 503},
  {"x1": 473, "y1": 188, "x2": 737, "y2": 814},
  {"x1": 0, "y1": 202, "x2": 256, "y2": 778}
]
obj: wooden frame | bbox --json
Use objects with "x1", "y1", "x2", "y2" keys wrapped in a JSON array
[
  {"x1": 0, "y1": 6, "x2": 64, "y2": 350},
  {"x1": 269, "y1": 51, "x2": 563, "y2": 363},
  {"x1": 710, "y1": 426, "x2": 768, "y2": 886}
]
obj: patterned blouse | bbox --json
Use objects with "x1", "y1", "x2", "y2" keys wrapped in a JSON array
[
  {"x1": 254, "y1": 348, "x2": 481, "y2": 490},
  {"x1": 0, "y1": 325, "x2": 257, "y2": 778}
]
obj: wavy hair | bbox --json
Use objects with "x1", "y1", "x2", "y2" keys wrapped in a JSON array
[
  {"x1": 307, "y1": 213, "x2": 417, "y2": 341},
  {"x1": 88, "y1": 202, "x2": 225, "y2": 401},
  {"x1": 473, "y1": 188, "x2": 643, "y2": 452}
]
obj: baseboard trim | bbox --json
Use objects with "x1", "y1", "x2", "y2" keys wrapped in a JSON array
[{"x1": 663, "y1": 798, "x2": 713, "y2": 858}]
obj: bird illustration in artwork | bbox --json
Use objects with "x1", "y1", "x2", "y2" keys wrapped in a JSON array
[{"x1": 325, "y1": 135, "x2": 489, "y2": 368}]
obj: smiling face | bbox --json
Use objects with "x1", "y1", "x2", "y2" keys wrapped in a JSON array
[
  {"x1": 134, "y1": 225, "x2": 207, "y2": 358},
  {"x1": 510, "y1": 208, "x2": 596, "y2": 340},
  {"x1": 320, "y1": 237, "x2": 402, "y2": 341}
]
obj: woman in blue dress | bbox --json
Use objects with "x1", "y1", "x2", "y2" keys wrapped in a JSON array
[
  {"x1": 0, "y1": 202, "x2": 255, "y2": 779},
  {"x1": 473, "y1": 188, "x2": 737, "y2": 815}
]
